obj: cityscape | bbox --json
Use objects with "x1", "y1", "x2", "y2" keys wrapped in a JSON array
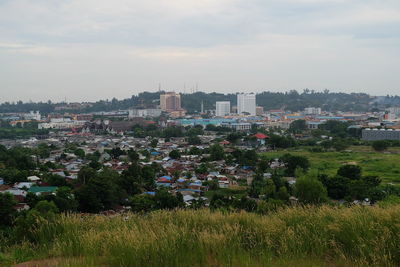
[{"x1": 1, "y1": 0, "x2": 400, "y2": 266}]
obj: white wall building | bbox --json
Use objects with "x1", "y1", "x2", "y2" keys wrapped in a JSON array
[
  {"x1": 237, "y1": 93, "x2": 256, "y2": 116},
  {"x1": 215, "y1": 101, "x2": 231, "y2": 117},
  {"x1": 387, "y1": 107, "x2": 400, "y2": 116},
  {"x1": 304, "y1": 107, "x2": 322, "y2": 115},
  {"x1": 128, "y1": 108, "x2": 162, "y2": 118},
  {"x1": 38, "y1": 119, "x2": 86, "y2": 129},
  {"x1": 24, "y1": 111, "x2": 41, "y2": 121}
]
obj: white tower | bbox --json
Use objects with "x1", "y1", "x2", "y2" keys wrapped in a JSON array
[
  {"x1": 237, "y1": 93, "x2": 256, "y2": 116},
  {"x1": 216, "y1": 101, "x2": 231, "y2": 116}
]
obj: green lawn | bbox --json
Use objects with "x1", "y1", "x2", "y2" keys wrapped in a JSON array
[{"x1": 263, "y1": 146, "x2": 400, "y2": 184}]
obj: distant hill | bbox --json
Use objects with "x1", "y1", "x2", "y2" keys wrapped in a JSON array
[{"x1": 1, "y1": 90, "x2": 400, "y2": 114}]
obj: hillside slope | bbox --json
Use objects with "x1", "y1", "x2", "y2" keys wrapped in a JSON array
[{"x1": 2, "y1": 205, "x2": 400, "y2": 266}]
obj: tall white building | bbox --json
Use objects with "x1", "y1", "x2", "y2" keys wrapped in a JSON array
[
  {"x1": 387, "y1": 107, "x2": 400, "y2": 116},
  {"x1": 237, "y1": 93, "x2": 256, "y2": 116},
  {"x1": 304, "y1": 107, "x2": 322, "y2": 115},
  {"x1": 216, "y1": 101, "x2": 231, "y2": 116},
  {"x1": 128, "y1": 108, "x2": 162, "y2": 118}
]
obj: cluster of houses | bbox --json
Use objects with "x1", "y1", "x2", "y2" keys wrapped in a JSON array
[
  {"x1": 0, "y1": 175, "x2": 57, "y2": 211},
  {"x1": 0, "y1": 130, "x2": 273, "y2": 209}
]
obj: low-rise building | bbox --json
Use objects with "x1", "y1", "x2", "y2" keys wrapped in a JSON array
[{"x1": 362, "y1": 128, "x2": 400, "y2": 141}]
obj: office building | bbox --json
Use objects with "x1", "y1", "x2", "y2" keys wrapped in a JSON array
[
  {"x1": 160, "y1": 92, "x2": 181, "y2": 111},
  {"x1": 237, "y1": 93, "x2": 256, "y2": 116},
  {"x1": 216, "y1": 101, "x2": 231, "y2": 116},
  {"x1": 128, "y1": 109, "x2": 162, "y2": 118},
  {"x1": 387, "y1": 107, "x2": 400, "y2": 116},
  {"x1": 304, "y1": 107, "x2": 322, "y2": 115},
  {"x1": 256, "y1": 106, "x2": 264, "y2": 116}
]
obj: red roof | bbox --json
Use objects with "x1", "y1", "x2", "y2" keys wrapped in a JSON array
[
  {"x1": 157, "y1": 178, "x2": 172, "y2": 183},
  {"x1": 220, "y1": 140, "x2": 230, "y2": 145},
  {"x1": 254, "y1": 133, "x2": 268, "y2": 139}
]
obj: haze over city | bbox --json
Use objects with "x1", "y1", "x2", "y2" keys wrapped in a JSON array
[{"x1": 1, "y1": 0, "x2": 400, "y2": 102}]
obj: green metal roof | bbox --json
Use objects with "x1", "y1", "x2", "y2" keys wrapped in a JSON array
[{"x1": 28, "y1": 186, "x2": 58, "y2": 193}]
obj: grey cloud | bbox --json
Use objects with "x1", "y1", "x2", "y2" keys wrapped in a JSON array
[{"x1": 0, "y1": 0, "x2": 399, "y2": 101}]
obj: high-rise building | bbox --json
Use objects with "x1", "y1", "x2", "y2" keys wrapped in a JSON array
[
  {"x1": 237, "y1": 93, "x2": 256, "y2": 116},
  {"x1": 387, "y1": 107, "x2": 400, "y2": 116},
  {"x1": 160, "y1": 92, "x2": 181, "y2": 111},
  {"x1": 256, "y1": 106, "x2": 264, "y2": 116},
  {"x1": 216, "y1": 101, "x2": 231, "y2": 117},
  {"x1": 304, "y1": 107, "x2": 322, "y2": 115}
]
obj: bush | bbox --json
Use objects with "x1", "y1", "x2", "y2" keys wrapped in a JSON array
[{"x1": 372, "y1": 140, "x2": 390, "y2": 152}]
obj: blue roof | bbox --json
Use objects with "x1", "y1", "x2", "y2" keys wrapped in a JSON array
[
  {"x1": 177, "y1": 178, "x2": 186, "y2": 183},
  {"x1": 143, "y1": 192, "x2": 155, "y2": 196},
  {"x1": 151, "y1": 151, "x2": 160, "y2": 155},
  {"x1": 286, "y1": 115, "x2": 305, "y2": 119},
  {"x1": 316, "y1": 116, "x2": 344, "y2": 120},
  {"x1": 161, "y1": 175, "x2": 172, "y2": 180}
]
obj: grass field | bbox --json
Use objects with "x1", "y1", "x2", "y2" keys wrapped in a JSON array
[
  {"x1": 1, "y1": 205, "x2": 400, "y2": 266},
  {"x1": 263, "y1": 146, "x2": 400, "y2": 184}
]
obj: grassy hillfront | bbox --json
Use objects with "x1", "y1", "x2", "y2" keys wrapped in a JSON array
[
  {"x1": 263, "y1": 146, "x2": 400, "y2": 184},
  {"x1": 1, "y1": 205, "x2": 400, "y2": 267}
]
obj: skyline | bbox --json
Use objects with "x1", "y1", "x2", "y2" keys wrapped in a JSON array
[
  {"x1": 0, "y1": 88, "x2": 394, "y2": 105},
  {"x1": 1, "y1": 0, "x2": 400, "y2": 102}
]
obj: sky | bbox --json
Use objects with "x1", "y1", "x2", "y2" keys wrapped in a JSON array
[{"x1": 1, "y1": 0, "x2": 400, "y2": 102}]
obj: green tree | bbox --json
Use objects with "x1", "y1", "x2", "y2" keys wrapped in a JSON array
[
  {"x1": 154, "y1": 189, "x2": 184, "y2": 209},
  {"x1": 187, "y1": 125, "x2": 204, "y2": 136},
  {"x1": 332, "y1": 138, "x2": 350, "y2": 151},
  {"x1": 372, "y1": 140, "x2": 390, "y2": 152},
  {"x1": 130, "y1": 194, "x2": 155, "y2": 212},
  {"x1": 209, "y1": 144, "x2": 224, "y2": 161},
  {"x1": 295, "y1": 175, "x2": 328, "y2": 204},
  {"x1": 337, "y1": 165, "x2": 362, "y2": 180},
  {"x1": 289, "y1": 120, "x2": 307, "y2": 134},
  {"x1": 242, "y1": 149, "x2": 258, "y2": 167},
  {"x1": 78, "y1": 166, "x2": 97, "y2": 185},
  {"x1": 0, "y1": 192, "x2": 17, "y2": 227},
  {"x1": 207, "y1": 180, "x2": 219, "y2": 190},
  {"x1": 276, "y1": 186, "x2": 289, "y2": 201},
  {"x1": 195, "y1": 163, "x2": 208, "y2": 174},
  {"x1": 226, "y1": 132, "x2": 242, "y2": 144},
  {"x1": 269, "y1": 135, "x2": 296, "y2": 149},
  {"x1": 74, "y1": 148, "x2": 85, "y2": 158},
  {"x1": 325, "y1": 175, "x2": 350, "y2": 200},
  {"x1": 34, "y1": 200, "x2": 59, "y2": 215},
  {"x1": 75, "y1": 169, "x2": 120, "y2": 213},
  {"x1": 150, "y1": 139, "x2": 158, "y2": 148},
  {"x1": 54, "y1": 187, "x2": 78, "y2": 212},
  {"x1": 14, "y1": 200, "x2": 59, "y2": 243},
  {"x1": 188, "y1": 135, "x2": 202, "y2": 145},
  {"x1": 127, "y1": 149, "x2": 139, "y2": 162},
  {"x1": 281, "y1": 154, "x2": 310, "y2": 177},
  {"x1": 169, "y1": 150, "x2": 181, "y2": 159},
  {"x1": 249, "y1": 174, "x2": 275, "y2": 199}
]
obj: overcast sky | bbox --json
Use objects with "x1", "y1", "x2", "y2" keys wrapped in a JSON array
[{"x1": 1, "y1": 0, "x2": 400, "y2": 102}]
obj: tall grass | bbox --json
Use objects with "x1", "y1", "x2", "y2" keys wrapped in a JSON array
[{"x1": 3, "y1": 205, "x2": 400, "y2": 266}]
